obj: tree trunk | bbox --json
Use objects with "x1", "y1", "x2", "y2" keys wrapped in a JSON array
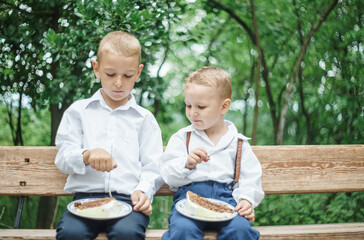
[
  {"x1": 276, "y1": 0, "x2": 338, "y2": 144},
  {"x1": 6, "y1": 100, "x2": 16, "y2": 145},
  {"x1": 35, "y1": 197, "x2": 59, "y2": 229},
  {"x1": 250, "y1": 0, "x2": 262, "y2": 145},
  {"x1": 36, "y1": 3, "x2": 60, "y2": 229},
  {"x1": 209, "y1": 0, "x2": 278, "y2": 143},
  {"x1": 15, "y1": 91, "x2": 24, "y2": 146},
  {"x1": 243, "y1": 62, "x2": 255, "y2": 135},
  {"x1": 294, "y1": 0, "x2": 312, "y2": 145}
]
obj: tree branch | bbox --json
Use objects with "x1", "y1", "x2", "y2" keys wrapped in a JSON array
[
  {"x1": 208, "y1": 0, "x2": 256, "y2": 45},
  {"x1": 204, "y1": 18, "x2": 229, "y2": 66},
  {"x1": 208, "y1": 0, "x2": 278, "y2": 134},
  {"x1": 276, "y1": 0, "x2": 339, "y2": 144}
]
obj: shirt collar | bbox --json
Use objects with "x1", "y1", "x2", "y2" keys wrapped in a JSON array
[
  {"x1": 183, "y1": 120, "x2": 251, "y2": 141},
  {"x1": 85, "y1": 89, "x2": 142, "y2": 114}
]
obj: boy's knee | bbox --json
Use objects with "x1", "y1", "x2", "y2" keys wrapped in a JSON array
[
  {"x1": 108, "y1": 227, "x2": 145, "y2": 240},
  {"x1": 165, "y1": 217, "x2": 203, "y2": 239},
  {"x1": 56, "y1": 226, "x2": 91, "y2": 240},
  {"x1": 219, "y1": 217, "x2": 259, "y2": 240}
]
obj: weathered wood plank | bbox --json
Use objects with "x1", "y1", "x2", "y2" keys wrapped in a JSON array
[
  {"x1": 257, "y1": 222, "x2": 364, "y2": 239},
  {"x1": 0, "y1": 145, "x2": 363, "y2": 196},
  {"x1": 0, "y1": 146, "x2": 70, "y2": 196},
  {"x1": 255, "y1": 145, "x2": 364, "y2": 194},
  {"x1": 0, "y1": 223, "x2": 363, "y2": 239}
]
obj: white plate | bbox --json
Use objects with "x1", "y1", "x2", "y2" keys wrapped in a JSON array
[
  {"x1": 67, "y1": 198, "x2": 132, "y2": 220},
  {"x1": 176, "y1": 198, "x2": 237, "y2": 222}
]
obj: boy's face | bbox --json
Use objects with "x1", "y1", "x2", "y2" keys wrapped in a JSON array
[
  {"x1": 184, "y1": 83, "x2": 230, "y2": 132},
  {"x1": 92, "y1": 51, "x2": 143, "y2": 109}
]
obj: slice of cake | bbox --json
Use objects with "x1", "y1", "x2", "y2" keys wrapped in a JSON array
[
  {"x1": 185, "y1": 191, "x2": 234, "y2": 219},
  {"x1": 74, "y1": 197, "x2": 122, "y2": 218}
]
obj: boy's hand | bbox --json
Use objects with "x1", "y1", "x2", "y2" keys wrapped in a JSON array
[
  {"x1": 235, "y1": 199, "x2": 255, "y2": 222},
  {"x1": 83, "y1": 148, "x2": 117, "y2": 172},
  {"x1": 131, "y1": 190, "x2": 152, "y2": 216},
  {"x1": 185, "y1": 147, "x2": 210, "y2": 170}
]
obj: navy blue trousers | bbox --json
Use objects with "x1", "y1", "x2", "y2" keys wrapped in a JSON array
[
  {"x1": 162, "y1": 181, "x2": 260, "y2": 240},
  {"x1": 56, "y1": 192, "x2": 149, "y2": 240}
]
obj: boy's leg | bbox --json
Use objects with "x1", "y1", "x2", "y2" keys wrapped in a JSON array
[
  {"x1": 56, "y1": 210, "x2": 101, "y2": 240},
  {"x1": 106, "y1": 210, "x2": 149, "y2": 240},
  {"x1": 106, "y1": 193, "x2": 149, "y2": 240},
  {"x1": 162, "y1": 184, "x2": 206, "y2": 240},
  {"x1": 162, "y1": 206, "x2": 205, "y2": 240},
  {"x1": 208, "y1": 181, "x2": 259, "y2": 240},
  {"x1": 215, "y1": 216, "x2": 260, "y2": 240}
]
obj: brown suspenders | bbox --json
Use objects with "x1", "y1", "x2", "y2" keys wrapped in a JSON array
[
  {"x1": 234, "y1": 138, "x2": 243, "y2": 183},
  {"x1": 186, "y1": 131, "x2": 192, "y2": 154},
  {"x1": 185, "y1": 132, "x2": 243, "y2": 184}
]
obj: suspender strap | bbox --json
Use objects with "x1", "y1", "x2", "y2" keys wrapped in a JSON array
[
  {"x1": 234, "y1": 138, "x2": 243, "y2": 184},
  {"x1": 186, "y1": 131, "x2": 191, "y2": 154},
  {"x1": 185, "y1": 131, "x2": 243, "y2": 184}
]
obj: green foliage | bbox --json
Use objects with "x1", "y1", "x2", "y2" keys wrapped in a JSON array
[
  {"x1": 255, "y1": 193, "x2": 364, "y2": 226},
  {"x1": 0, "y1": 104, "x2": 50, "y2": 146}
]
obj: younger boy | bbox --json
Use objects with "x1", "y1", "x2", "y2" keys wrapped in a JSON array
[
  {"x1": 160, "y1": 67, "x2": 264, "y2": 240},
  {"x1": 55, "y1": 31, "x2": 163, "y2": 240}
]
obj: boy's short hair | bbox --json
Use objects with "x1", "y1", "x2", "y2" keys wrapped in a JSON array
[
  {"x1": 97, "y1": 31, "x2": 141, "y2": 64},
  {"x1": 185, "y1": 66, "x2": 232, "y2": 99}
]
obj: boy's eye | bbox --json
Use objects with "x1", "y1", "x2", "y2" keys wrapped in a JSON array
[
  {"x1": 106, "y1": 73, "x2": 115, "y2": 77},
  {"x1": 124, "y1": 74, "x2": 133, "y2": 78},
  {"x1": 186, "y1": 105, "x2": 191, "y2": 108},
  {"x1": 198, "y1": 106, "x2": 206, "y2": 109}
]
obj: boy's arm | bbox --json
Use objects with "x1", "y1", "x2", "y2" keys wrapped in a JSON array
[
  {"x1": 55, "y1": 108, "x2": 86, "y2": 175},
  {"x1": 135, "y1": 114, "x2": 164, "y2": 200},
  {"x1": 160, "y1": 131, "x2": 196, "y2": 189},
  {"x1": 232, "y1": 139, "x2": 265, "y2": 209},
  {"x1": 235, "y1": 199, "x2": 255, "y2": 222}
]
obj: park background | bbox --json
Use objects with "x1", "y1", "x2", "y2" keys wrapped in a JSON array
[{"x1": 0, "y1": 0, "x2": 363, "y2": 230}]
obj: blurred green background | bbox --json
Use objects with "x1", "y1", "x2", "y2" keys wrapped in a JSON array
[{"x1": 1, "y1": 0, "x2": 363, "y2": 230}]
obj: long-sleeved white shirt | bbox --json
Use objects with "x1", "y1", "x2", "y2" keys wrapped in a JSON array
[
  {"x1": 160, "y1": 121, "x2": 264, "y2": 208},
  {"x1": 55, "y1": 89, "x2": 164, "y2": 200}
]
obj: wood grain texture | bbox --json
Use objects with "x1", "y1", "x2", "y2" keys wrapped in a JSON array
[
  {"x1": 1, "y1": 145, "x2": 363, "y2": 196},
  {"x1": 0, "y1": 223, "x2": 363, "y2": 239}
]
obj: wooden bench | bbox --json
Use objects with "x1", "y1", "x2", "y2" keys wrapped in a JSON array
[{"x1": 0, "y1": 145, "x2": 363, "y2": 239}]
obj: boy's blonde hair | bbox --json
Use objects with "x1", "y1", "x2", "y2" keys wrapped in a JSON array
[
  {"x1": 185, "y1": 66, "x2": 232, "y2": 99},
  {"x1": 97, "y1": 31, "x2": 141, "y2": 64}
]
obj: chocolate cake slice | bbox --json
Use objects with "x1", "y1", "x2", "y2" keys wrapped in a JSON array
[
  {"x1": 186, "y1": 191, "x2": 234, "y2": 219},
  {"x1": 74, "y1": 197, "x2": 122, "y2": 218}
]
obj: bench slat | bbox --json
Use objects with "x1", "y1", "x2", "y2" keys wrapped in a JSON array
[
  {"x1": 0, "y1": 223, "x2": 363, "y2": 239},
  {"x1": 0, "y1": 145, "x2": 363, "y2": 196}
]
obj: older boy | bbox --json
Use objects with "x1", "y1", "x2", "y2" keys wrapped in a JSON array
[
  {"x1": 55, "y1": 31, "x2": 163, "y2": 240},
  {"x1": 160, "y1": 67, "x2": 264, "y2": 240}
]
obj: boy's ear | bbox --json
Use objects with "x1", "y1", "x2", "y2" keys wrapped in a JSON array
[
  {"x1": 137, "y1": 64, "x2": 144, "y2": 77},
  {"x1": 221, "y1": 98, "x2": 231, "y2": 115},
  {"x1": 92, "y1": 60, "x2": 100, "y2": 79}
]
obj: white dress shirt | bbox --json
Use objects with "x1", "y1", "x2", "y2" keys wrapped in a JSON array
[
  {"x1": 160, "y1": 120, "x2": 264, "y2": 208},
  {"x1": 55, "y1": 89, "x2": 164, "y2": 200}
]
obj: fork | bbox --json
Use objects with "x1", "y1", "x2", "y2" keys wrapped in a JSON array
[{"x1": 108, "y1": 146, "x2": 113, "y2": 198}]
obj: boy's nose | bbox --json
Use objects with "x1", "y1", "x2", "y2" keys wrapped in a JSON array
[{"x1": 115, "y1": 77, "x2": 123, "y2": 87}]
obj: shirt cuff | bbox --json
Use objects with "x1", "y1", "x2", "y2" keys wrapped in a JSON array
[
  {"x1": 69, "y1": 148, "x2": 86, "y2": 174},
  {"x1": 233, "y1": 192, "x2": 256, "y2": 209},
  {"x1": 135, "y1": 182, "x2": 153, "y2": 200},
  {"x1": 180, "y1": 158, "x2": 196, "y2": 175}
]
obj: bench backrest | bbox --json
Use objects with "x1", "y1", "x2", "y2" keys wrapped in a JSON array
[{"x1": 0, "y1": 145, "x2": 363, "y2": 196}]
